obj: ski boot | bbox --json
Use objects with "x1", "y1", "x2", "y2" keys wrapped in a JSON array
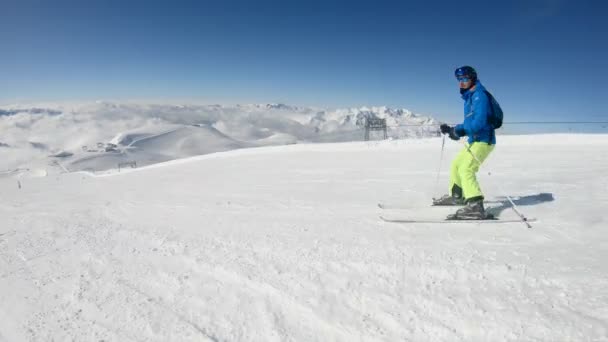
[
  {"x1": 446, "y1": 197, "x2": 493, "y2": 220},
  {"x1": 433, "y1": 184, "x2": 465, "y2": 206},
  {"x1": 432, "y1": 194, "x2": 465, "y2": 206}
]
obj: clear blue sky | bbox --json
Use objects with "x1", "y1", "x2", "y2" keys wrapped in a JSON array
[{"x1": 1, "y1": 0, "x2": 607, "y2": 124}]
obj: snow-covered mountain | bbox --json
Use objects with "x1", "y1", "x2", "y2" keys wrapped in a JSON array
[{"x1": 0, "y1": 102, "x2": 440, "y2": 173}]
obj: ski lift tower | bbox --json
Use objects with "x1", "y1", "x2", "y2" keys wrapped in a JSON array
[{"x1": 364, "y1": 118, "x2": 388, "y2": 141}]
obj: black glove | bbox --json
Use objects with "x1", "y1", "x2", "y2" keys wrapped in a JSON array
[
  {"x1": 440, "y1": 124, "x2": 451, "y2": 134},
  {"x1": 448, "y1": 127, "x2": 460, "y2": 141},
  {"x1": 440, "y1": 124, "x2": 461, "y2": 141}
]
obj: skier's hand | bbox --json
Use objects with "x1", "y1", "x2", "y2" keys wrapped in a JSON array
[
  {"x1": 440, "y1": 124, "x2": 451, "y2": 134},
  {"x1": 448, "y1": 127, "x2": 460, "y2": 141}
]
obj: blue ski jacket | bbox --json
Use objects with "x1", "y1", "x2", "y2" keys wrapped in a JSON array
[{"x1": 454, "y1": 80, "x2": 496, "y2": 145}]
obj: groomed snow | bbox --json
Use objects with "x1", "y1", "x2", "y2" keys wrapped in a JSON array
[{"x1": 1, "y1": 134, "x2": 607, "y2": 341}]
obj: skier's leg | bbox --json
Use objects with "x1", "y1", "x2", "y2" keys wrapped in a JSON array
[
  {"x1": 457, "y1": 142, "x2": 494, "y2": 200},
  {"x1": 446, "y1": 142, "x2": 495, "y2": 219},
  {"x1": 449, "y1": 147, "x2": 468, "y2": 197},
  {"x1": 433, "y1": 147, "x2": 468, "y2": 205}
]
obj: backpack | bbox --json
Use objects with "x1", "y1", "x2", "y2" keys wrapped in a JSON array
[{"x1": 484, "y1": 90, "x2": 503, "y2": 129}]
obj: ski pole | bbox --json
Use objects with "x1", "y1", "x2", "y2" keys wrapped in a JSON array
[
  {"x1": 462, "y1": 140, "x2": 533, "y2": 228},
  {"x1": 433, "y1": 134, "x2": 446, "y2": 197}
]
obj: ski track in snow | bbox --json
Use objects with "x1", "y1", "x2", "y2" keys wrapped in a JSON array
[{"x1": 1, "y1": 135, "x2": 607, "y2": 341}]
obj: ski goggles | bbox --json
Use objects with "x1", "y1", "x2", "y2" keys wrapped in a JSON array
[{"x1": 456, "y1": 76, "x2": 472, "y2": 82}]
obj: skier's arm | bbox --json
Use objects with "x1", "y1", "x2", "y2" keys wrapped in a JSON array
[
  {"x1": 463, "y1": 93, "x2": 490, "y2": 135},
  {"x1": 453, "y1": 92, "x2": 490, "y2": 137}
]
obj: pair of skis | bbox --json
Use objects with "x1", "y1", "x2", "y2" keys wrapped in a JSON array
[{"x1": 378, "y1": 203, "x2": 536, "y2": 225}]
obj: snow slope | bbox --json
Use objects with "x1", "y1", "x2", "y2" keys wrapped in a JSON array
[
  {"x1": 1, "y1": 134, "x2": 607, "y2": 341},
  {"x1": 68, "y1": 125, "x2": 253, "y2": 172},
  {"x1": 0, "y1": 102, "x2": 439, "y2": 173}
]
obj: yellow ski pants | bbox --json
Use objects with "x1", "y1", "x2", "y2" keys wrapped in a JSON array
[{"x1": 449, "y1": 142, "x2": 494, "y2": 200}]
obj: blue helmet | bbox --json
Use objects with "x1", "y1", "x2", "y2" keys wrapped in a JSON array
[{"x1": 454, "y1": 66, "x2": 477, "y2": 80}]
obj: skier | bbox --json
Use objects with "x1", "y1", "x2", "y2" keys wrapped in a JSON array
[{"x1": 433, "y1": 66, "x2": 497, "y2": 219}]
